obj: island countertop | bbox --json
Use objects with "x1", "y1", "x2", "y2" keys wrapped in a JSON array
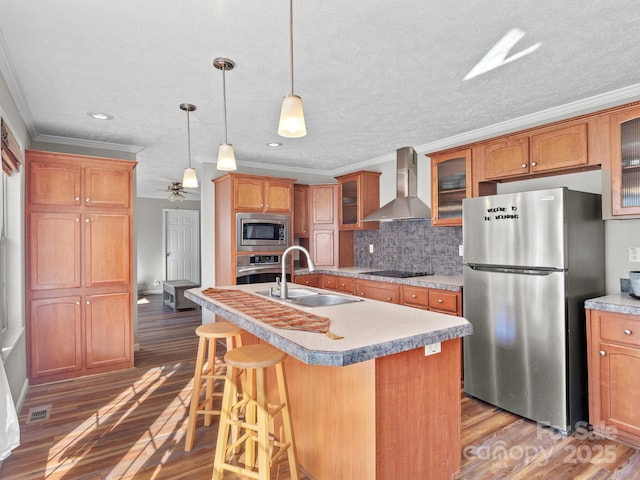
[{"x1": 185, "y1": 283, "x2": 472, "y2": 367}]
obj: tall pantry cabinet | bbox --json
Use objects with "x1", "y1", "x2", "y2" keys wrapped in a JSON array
[{"x1": 25, "y1": 150, "x2": 136, "y2": 384}]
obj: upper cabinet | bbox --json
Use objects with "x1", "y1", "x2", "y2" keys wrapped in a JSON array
[
  {"x1": 610, "y1": 106, "x2": 640, "y2": 216},
  {"x1": 232, "y1": 174, "x2": 294, "y2": 213},
  {"x1": 293, "y1": 184, "x2": 309, "y2": 237},
  {"x1": 335, "y1": 170, "x2": 381, "y2": 230},
  {"x1": 483, "y1": 123, "x2": 588, "y2": 180},
  {"x1": 429, "y1": 149, "x2": 472, "y2": 226}
]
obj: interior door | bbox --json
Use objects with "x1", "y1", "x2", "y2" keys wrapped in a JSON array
[{"x1": 164, "y1": 209, "x2": 200, "y2": 282}]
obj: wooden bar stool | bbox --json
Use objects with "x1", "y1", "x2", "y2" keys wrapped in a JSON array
[
  {"x1": 184, "y1": 322, "x2": 243, "y2": 451},
  {"x1": 213, "y1": 343, "x2": 299, "y2": 480}
]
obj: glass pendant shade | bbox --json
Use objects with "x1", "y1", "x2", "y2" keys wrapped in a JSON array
[
  {"x1": 182, "y1": 167, "x2": 198, "y2": 188},
  {"x1": 278, "y1": 94, "x2": 306, "y2": 138},
  {"x1": 217, "y1": 143, "x2": 237, "y2": 171}
]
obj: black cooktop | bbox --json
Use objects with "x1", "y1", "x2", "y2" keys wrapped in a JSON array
[{"x1": 366, "y1": 270, "x2": 433, "y2": 278}]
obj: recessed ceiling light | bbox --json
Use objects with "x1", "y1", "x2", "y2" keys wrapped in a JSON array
[
  {"x1": 87, "y1": 112, "x2": 113, "y2": 120},
  {"x1": 267, "y1": 142, "x2": 282, "y2": 147}
]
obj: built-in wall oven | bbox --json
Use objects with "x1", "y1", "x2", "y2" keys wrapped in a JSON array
[
  {"x1": 235, "y1": 254, "x2": 290, "y2": 285},
  {"x1": 236, "y1": 213, "x2": 290, "y2": 252}
]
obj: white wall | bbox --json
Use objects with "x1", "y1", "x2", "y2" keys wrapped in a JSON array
[{"x1": 135, "y1": 197, "x2": 201, "y2": 293}]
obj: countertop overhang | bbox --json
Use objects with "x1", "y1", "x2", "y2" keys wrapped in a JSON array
[
  {"x1": 185, "y1": 283, "x2": 472, "y2": 367},
  {"x1": 585, "y1": 293, "x2": 640, "y2": 315}
]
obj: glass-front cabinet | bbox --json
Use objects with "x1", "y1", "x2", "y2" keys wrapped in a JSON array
[
  {"x1": 429, "y1": 149, "x2": 472, "y2": 226},
  {"x1": 335, "y1": 171, "x2": 381, "y2": 230},
  {"x1": 611, "y1": 106, "x2": 640, "y2": 216}
]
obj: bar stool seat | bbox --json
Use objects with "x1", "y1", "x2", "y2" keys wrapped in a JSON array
[
  {"x1": 213, "y1": 343, "x2": 299, "y2": 480},
  {"x1": 184, "y1": 321, "x2": 243, "y2": 451}
]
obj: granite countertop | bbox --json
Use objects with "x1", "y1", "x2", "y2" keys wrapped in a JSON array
[
  {"x1": 295, "y1": 267, "x2": 464, "y2": 292},
  {"x1": 185, "y1": 283, "x2": 472, "y2": 367},
  {"x1": 585, "y1": 293, "x2": 640, "y2": 316}
]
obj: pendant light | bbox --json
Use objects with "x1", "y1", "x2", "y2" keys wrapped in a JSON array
[
  {"x1": 180, "y1": 103, "x2": 198, "y2": 188},
  {"x1": 278, "y1": 0, "x2": 306, "y2": 138},
  {"x1": 214, "y1": 57, "x2": 237, "y2": 171}
]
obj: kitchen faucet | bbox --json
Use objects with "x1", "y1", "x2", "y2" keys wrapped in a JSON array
[{"x1": 279, "y1": 245, "x2": 316, "y2": 299}]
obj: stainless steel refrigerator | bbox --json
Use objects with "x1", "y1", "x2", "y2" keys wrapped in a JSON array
[{"x1": 462, "y1": 188, "x2": 605, "y2": 433}]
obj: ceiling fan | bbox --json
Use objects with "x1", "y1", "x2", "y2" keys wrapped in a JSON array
[{"x1": 167, "y1": 182, "x2": 187, "y2": 202}]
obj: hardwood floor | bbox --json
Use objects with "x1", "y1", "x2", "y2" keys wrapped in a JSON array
[{"x1": 1, "y1": 294, "x2": 639, "y2": 479}]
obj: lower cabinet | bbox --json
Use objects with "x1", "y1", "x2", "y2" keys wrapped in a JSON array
[
  {"x1": 586, "y1": 309, "x2": 640, "y2": 447},
  {"x1": 294, "y1": 274, "x2": 321, "y2": 287},
  {"x1": 30, "y1": 292, "x2": 132, "y2": 383},
  {"x1": 355, "y1": 279, "x2": 400, "y2": 304}
]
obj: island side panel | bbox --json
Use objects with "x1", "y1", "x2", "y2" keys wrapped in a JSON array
[
  {"x1": 376, "y1": 338, "x2": 462, "y2": 480},
  {"x1": 284, "y1": 356, "x2": 377, "y2": 480}
]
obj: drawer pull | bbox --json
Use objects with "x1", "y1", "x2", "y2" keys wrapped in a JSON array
[
  {"x1": 624, "y1": 329, "x2": 632, "y2": 335},
  {"x1": 521, "y1": 164, "x2": 527, "y2": 168},
  {"x1": 411, "y1": 294, "x2": 417, "y2": 298},
  {"x1": 86, "y1": 197, "x2": 90, "y2": 202},
  {"x1": 437, "y1": 298, "x2": 444, "y2": 303},
  {"x1": 386, "y1": 297, "x2": 392, "y2": 302},
  {"x1": 599, "y1": 351, "x2": 606, "y2": 356},
  {"x1": 531, "y1": 162, "x2": 537, "y2": 167}
]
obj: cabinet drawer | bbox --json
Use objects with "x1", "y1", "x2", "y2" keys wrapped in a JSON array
[
  {"x1": 355, "y1": 280, "x2": 400, "y2": 303},
  {"x1": 402, "y1": 286, "x2": 429, "y2": 309},
  {"x1": 337, "y1": 277, "x2": 354, "y2": 294},
  {"x1": 295, "y1": 274, "x2": 320, "y2": 287},
  {"x1": 428, "y1": 290, "x2": 459, "y2": 314},
  {"x1": 322, "y1": 274, "x2": 338, "y2": 291},
  {"x1": 600, "y1": 314, "x2": 640, "y2": 347}
]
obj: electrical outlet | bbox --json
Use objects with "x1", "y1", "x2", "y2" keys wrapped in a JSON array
[
  {"x1": 630, "y1": 247, "x2": 640, "y2": 263},
  {"x1": 369, "y1": 244, "x2": 375, "y2": 254},
  {"x1": 459, "y1": 245, "x2": 464, "y2": 256},
  {"x1": 424, "y1": 342, "x2": 441, "y2": 356},
  {"x1": 153, "y1": 280, "x2": 161, "y2": 286}
]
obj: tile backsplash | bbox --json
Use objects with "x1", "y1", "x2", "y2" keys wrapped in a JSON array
[{"x1": 354, "y1": 219, "x2": 463, "y2": 276}]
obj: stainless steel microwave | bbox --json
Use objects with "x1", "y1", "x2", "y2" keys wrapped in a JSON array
[{"x1": 236, "y1": 213, "x2": 290, "y2": 252}]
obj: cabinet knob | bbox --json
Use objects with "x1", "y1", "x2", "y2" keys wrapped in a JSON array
[
  {"x1": 86, "y1": 218, "x2": 90, "y2": 222},
  {"x1": 531, "y1": 162, "x2": 537, "y2": 167},
  {"x1": 75, "y1": 217, "x2": 80, "y2": 222},
  {"x1": 599, "y1": 350, "x2": 606, "y2": 356},
  {"x1": 521, "y1": 164, "x2": 527, "y2": 168},
  {"x1": 359, "y1": 292, "x2": 365, "y2": 296},
  {"x1": 386, "y1": 297, "x2": 392, "y2": 302},
  {"x1": 624, "y1": 329, "x2": 632, "y2": 335},
  {"x1": 438, "y1": 298, "x2": 444, "y2": 303},
  {"x1": 75, "y1": 196, "x2": 80, "y2": 201},
  {"x1": 86, "y1": 300, "x2": 90, "y2": 305},
  {"x1": 411, "y1": 294, "x2": 417, "y2": 298},
  {"x1": 76, "y1": 301, "x2": 80, "y2": 305},
  {"x1": 86, "y1": 197, "x2": 90, "y2": 202}
]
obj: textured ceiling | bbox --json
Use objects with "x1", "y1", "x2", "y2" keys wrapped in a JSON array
[{"x1": 1, "y1": 0, "x2": 640, "y2": 198}]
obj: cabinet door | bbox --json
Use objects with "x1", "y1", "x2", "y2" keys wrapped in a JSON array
[
  {"x1": 610, "y1": 107, "x2": 640, "y2": 215},
  {"x1": 322, "y1": 274, "x2": 338, "y2": 291},
  {"x1": 264, "y1": 180, "x2": 293, "y2": 213},
  {"x1": 30, "y1": 212, "x2": 81, "y2": 290},
  {"x1": 427, "y1": 289, "x2": 461, "y2": 315},
  {"x1": 531, "y1": 123, "x2": 588, "y2": 173},
  {"x1": 233, "y1": 177, "x2": 265, "y2": 211},
  {"x1": 354, "y1": 279, "x2": 400, "y2": 303},
  {"x1": 294, "y1": 274, "x2": 320, "y2": 287},
  {"x1": 599, "y1": 342, "x2": 640, "y2": 438},
  {"x1": 402, "y1": 285, "x2": 429, "y2": 309},
  {"x1": 84, "y1": 166, "x2": 131, "y2": 208},
  {"x1": 310, "y1": 185, "x2": 336, "y2": 224},
  {"x1": 29, "y1": 160, "x2": 81, "y2": 206},
  {"x1": 293, "y1": 185, "x2": 309, "y2": 237},
  {"x1": 85, "y1": 214, "x2": 130, "y2": 286},
  {"x1": 85, "y1": 292, "x2": 132, "y2": 369},
  {"x1": 484, "y1": 137, "x2": 530, "y2": 179},
  {"x1": 430, "y1": 149, "x2": 471, "y2": 226},
  {"x1": 30, "y1": 297, "x2": 82, "y2": 378},
  {"x1": 311, "y1": 230, "x2": 336, "y2": 267}
]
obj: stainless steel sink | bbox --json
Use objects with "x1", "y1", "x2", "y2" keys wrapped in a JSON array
[
  {"x1": 256, "y1": 288, "x2": 319, "y2": 299},
  {"x1": 292, "y1": 294, "x2": 363, "y2": 307}
]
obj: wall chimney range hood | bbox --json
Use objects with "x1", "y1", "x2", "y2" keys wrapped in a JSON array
[{"x1": 363, "y1": 146, "x2": 431, "y2": 222}]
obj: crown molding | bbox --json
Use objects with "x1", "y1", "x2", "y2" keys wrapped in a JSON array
[{"x1": 33, "y1": 134, "x2": 143, "y2": 154}]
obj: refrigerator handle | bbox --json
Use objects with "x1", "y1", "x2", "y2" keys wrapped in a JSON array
[{"x1": 466, "y1": 264, "x2": 563, "y2": 275}]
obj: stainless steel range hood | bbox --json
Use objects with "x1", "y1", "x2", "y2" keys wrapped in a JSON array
[{"x1": 363, "y1": 146, "x2": 431, "y2": 222}]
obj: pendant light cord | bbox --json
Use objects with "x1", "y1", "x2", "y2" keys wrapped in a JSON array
[
  {"x1": 289, "y1": 0, "x2": 294, "y2": 96},
  {"x1": 186, "y1": 109, "x2": 192, "y2": 168},
  {"x1": 222, "y1": 66, "x2": 229, "y2": 144}
]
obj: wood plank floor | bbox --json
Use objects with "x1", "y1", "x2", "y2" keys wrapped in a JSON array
[{"x1": 1, "y1": 294, "x2": 639, "y2": 479}]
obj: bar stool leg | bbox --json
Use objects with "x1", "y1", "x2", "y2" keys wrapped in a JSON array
[
  {"x1": 276, "y1": 363, "x2": 299, "y2": 480},
  {"x1": 203, "y1": 337, "x2": 216, "y2": 427},
  {"x1": 185, "y1": 336, "x2": 207, "y2": 451},
  {"x1": 212, "y1": 364, "x2": 238, "y2": 480},
  {"x1": 256, "y1": 367, "x2": 270, "y2": 480}
]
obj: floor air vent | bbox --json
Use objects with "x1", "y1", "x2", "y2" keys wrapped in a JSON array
[{"x1": 26, "y1": 404, "x2": 51, "y2": 423}]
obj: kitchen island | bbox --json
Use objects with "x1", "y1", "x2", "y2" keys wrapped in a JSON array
[{"x1": 185, "y1": 284, "x2": 472, "y2": 480}]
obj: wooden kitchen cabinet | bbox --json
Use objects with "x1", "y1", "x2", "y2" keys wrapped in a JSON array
[
  {"x1": 232, "y1": 174, "x2": 294, "y2": 213},
  {"x1": 336, "y1": 276, "x2": 354, "y2": 294},
  {"x1": 402, "y1": 285, "x2": 462, "y2": 315},
  {"x1": 294, "y1": 274, "x2": 321, "y2": 287},
  {"x1": 335, "y1": 171, "x2": 381, "y2": 230},
  {"x1": 25, "y1": 150, "x2": 135, "y2": 384},
  {"x1": 429, "y1": 149, "x2": 472, "y2": 225},
  {"x1": 308, "y1": 185, "x2": 340, "y2": 268},
  {"x1": 483, "y1": 136, "x2": 530, "y2": 180},
  {"x1": 586, "y1": 309, "x2": 640, "y2": 447},
  {"x1": 321, "y1": 274, "x2": 338, "y2": 291},
  {"x1": 530, "y1": 123, "x2": 588, "y2": 173},
  {"x1": 293, "y1": 184, "x2": 309, "y2": 237},
  {"x1": 610, "y1": 106, "x2": 640, "y2": 215},
  {"x1": 355, "y1": 279, "x2": 400, "y2": 303}
]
